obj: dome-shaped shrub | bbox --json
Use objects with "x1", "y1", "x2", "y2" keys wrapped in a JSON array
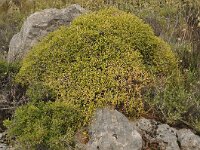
[{"x1": 16, "y1": 8, "x2": 178, "y2": 118}]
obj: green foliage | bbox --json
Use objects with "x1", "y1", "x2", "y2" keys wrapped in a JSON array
[
  {"x1": 145, "y1": 70, "x2": 200, "y2": 132},
  {"x1": 0, "y1": 11, "x2": 24, "y2": 57},
  {"x1": 0, "y1": 60, "x2": 8, "y2": 83},
  {"x1": 0, "y1": 59, "x2": 21, "y2": 131},
  {"x1": 2, "y1": 1, "x2": 199, "y2": 148},
  {"x1": 16, "y1": 8, "x2": 178, "y2": 120},
  {"x1": 26, "y1": 83, "x2": 56, "y2": 102},
  {"x1": 1, "y1": 0, "x2": 199, "y2": 73},
  {"x1": 4, "y1": 101, "x2": 83, "y2": 150},
  {"x1": 0, "y1": 2, "x2": 198, "y2": 149},
  {"x1": 0, "y1": 59, "x2": 20, "y2": 89}
]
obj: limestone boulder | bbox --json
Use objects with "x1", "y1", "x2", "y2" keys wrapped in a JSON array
[
  {"x1": 156, "y1": 124, "x2": 180, "y2": 150},
  {"x1": 177, "y1": 129, "x2": 200, "y2": 150},
  {"x1": 8, "y1": 4, "x2": 86, "y2": 62},
  {"x1": 133, "y1": 118, "x2": 180, "y2": 150},
  {"x1": 87, "y1": 108, "x2": 143, "y2": 150}
]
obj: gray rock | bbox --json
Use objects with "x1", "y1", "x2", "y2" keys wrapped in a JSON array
[
  {"x1": 156, "y1": 124, "x2": 180, "y2": 150},
  {"x1": 0, "y1": 132, "x2": 3, "y2": 140},
  {"x1": 87, "y1": 108, "x2": 142, "y2": 150},
  {"x1": 0, "y1": 132, "x2": 15, "y2": 150},
  {"x1": 8, "y1": 4, "x2": 86, "y2": 62},
  {"x1": 133, "y1": 118, "x2": 158, "y2": 147},
  {"x1": 177, "y1": 129, "x2": 200, "y2": 150},
  {"x1": 75, "y1": 143, "x2": 87, "y2": 150},
  {"x1": 0, "y1": 132, "x2": 8, "y2": 150},
  {"x1": 8, "y1": 33, "x2": 21, "y2": 62},
  {"x1": 133, "y1": 118, "x2": 158, "y2": 134},
  {"x1": 133, "y1": 118, "x2": 180, "y2": 150},
  {"x1": 0, "y1": 143, "x2": 14, "y2": 150},
  {"x1": 0, "y1": 143, "x2": 8, "y2": 150},
  {"x1": 0, "y1": 132, "x2": 6, "y2": 143}
]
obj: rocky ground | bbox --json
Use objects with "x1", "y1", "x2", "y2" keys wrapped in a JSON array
[
  {"x1": 0, "y1": 132, "x2": 13, "y2": 150},
  {"x1": 85, "y1": 108, "x2": 200, "y2": 150},
  {"x1": 1, "y1": 108, "x2": 200, "y2": 150}
]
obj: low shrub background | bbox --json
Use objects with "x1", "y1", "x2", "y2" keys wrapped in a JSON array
[{"x1": 0, "y1": 0, "x2": 199, "y2": 149}]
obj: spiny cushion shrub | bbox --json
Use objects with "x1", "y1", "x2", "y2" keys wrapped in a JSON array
[
  {"x1": 4, "y1": 101, "x2": 83, "y2": 150},
  {"x1": 16, "y1": 8, "x2": 178, "y2": 118}
]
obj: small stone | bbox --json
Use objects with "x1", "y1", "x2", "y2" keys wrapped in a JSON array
[
  {"x1": 87, "y1": 108, "x2": 143, "y2": 150},
  {"x1": 155, "y1": 124, "x2": 180, "y2": 150},
  {"x1": 0, "y1": 143, "x2": 8, "y2": 150},
  {"x1": 177, "y1": 129, "x2": 200, "y2": 150},
  {"x1": 133, "y1": 118, "x2": 156, "y2": 133}
]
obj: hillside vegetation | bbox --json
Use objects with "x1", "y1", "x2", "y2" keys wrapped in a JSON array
[
  {"x1": 0, "y1": 0, "x2": 199, "y2": 149},
  {"x1": 0, "y1": 0, "x2": 199, "y2": 72}
]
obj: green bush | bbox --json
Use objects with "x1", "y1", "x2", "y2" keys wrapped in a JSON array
[
  {"x1": 4, "y1": 101, "x2": 83, "y2": 150},
  {"x1": 144, "y1": 70, "x2": 200, "y2": 132},
  {"x1": 26, "y1": 82, "x2": 56, "y2": 102},
  {"x1": 0, "y1": 59, "x2": 20, "y2": 90},
  {"x1": 1, "y1": 2, "x2": 199, "y2": 148},
  {"x1": 0, "y1": 11, "x2": 24, "y2": 55},
  {"x1": 0, "y1": 60, "x2": 8, "y2": 83},
  {"x1": 16, "y1": 8, "x2": 178, "y2": 119}
]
